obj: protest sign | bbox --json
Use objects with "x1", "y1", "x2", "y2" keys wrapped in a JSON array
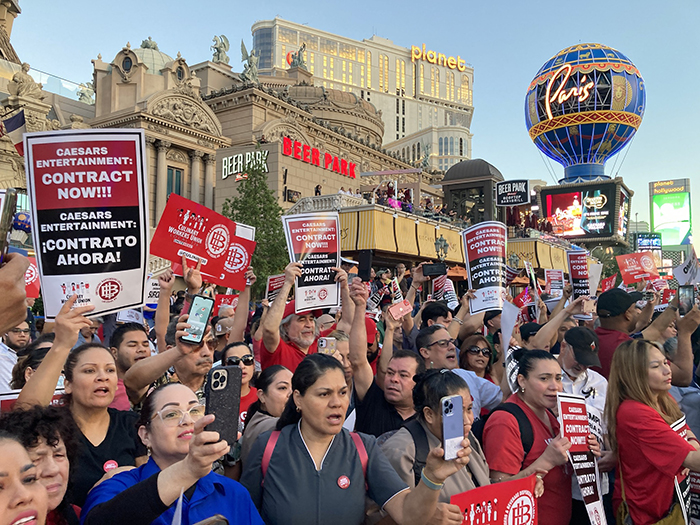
[
  {"x1": 674, "y1": 248, "x2": 700, "y2": 286},
  {"x1": 443, "y1": 278, "x2": 459, "y2": 310},
  {"x1": 367, "y1": 284, "x2": 388, "y2": 311},
  {"x1": 151, "y1": 194, "x2": 256, "y2": 290},
  {"x1": 545, "y1": 269, "x2": 565, "y2": 299},
  {"x1": 144, "y1": 275, "x2": 160, "y2": 304},
  {"x1": 265, "y1": 273, "x2": 286, "y2": 303},
  {"x1": 505, "y1": 265, "x2": 520, "y2": 287},
  {"x1": 588, "y1": 263, "x2": 603, "y2": 296},
  {"x1": 24, "y1": 256, "x2": 41, "y2": 298},
  {"x1": 116, "y1": 309, "x2": 144, "y2": 324},
  {"x1": 451, "y1": 474, "x2": 537, "y2": 525},
  {"x1": 567, "y1": 251, "x2": 590, "y2": 300},
  {"x1": 462, "y1": 221, "x2": 507, "y2": 314},
  {"x1": 512, "y1": 287, "x2": 532, "y2": 309},
  {"x1": 214, "y1": 294, "x2": 239, "y2": 316},
  {"x1": 390, "y1": 277, "x2": 404, "y2": 304},
  {"x1": 432, "y1": 274, "x2": 447, "y2": 300},
  {"x1": 24, "y1": 129, "x2": 149, "y2": 319},
  {"x1": 282, "y1": 212, "x2": 340, "y2": 312},
  {"x1": 689, "y1": 471, "x2": 700, "y2": 524},
  {"x1": 1, "y1": 389, "x2": 65, "y2": 412},
  {"x1": 671, "y1": 417, "x2": 692, "y2": 522},
  {"x1": 557, "y1": 393, "x2": 607, "y2": 525},
  {"x1": 600, "y1": 274, "x2": 617, "y2": 293},
  {"x1": 616, "y1": 252, "x2": 660, "y2": 285}
]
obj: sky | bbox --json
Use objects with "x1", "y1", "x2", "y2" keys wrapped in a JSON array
[{"x1": 11, "y1": 0, "x2": 700, "y2": 234}]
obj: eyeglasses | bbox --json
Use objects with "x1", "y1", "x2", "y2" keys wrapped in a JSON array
[
  {"x1": 465, "y1": 346, "x2": 492, "y2": 358},
  {"x1": 9, "y1": 328, "x2": 30, "y2": 335},
  {"x1": 205, "y1": 339, "x2": 218, "y2": 349},
  {"x1": 226, "y1": 354, "x2": 255, "y2": 367},
  {"x1": 427, "y1": 338, "x2": 457, "y2": 349},
  {"x1": 151, "y1": 404, "x2": 206, "y2": 427}
]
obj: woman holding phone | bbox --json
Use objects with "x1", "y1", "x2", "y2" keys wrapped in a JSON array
[
  {"x1": 240, "y1": 353, "x2": 472, "y2": 525},
  {"x1": 221, "y1": 342, "x2": 258, "y2": 430},
  {"x1": 81, "y1": 383, "x2": 263, "y2": 525}
]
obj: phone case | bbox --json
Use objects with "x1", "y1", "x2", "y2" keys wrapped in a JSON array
[
  {"x1": 0, "y1": 189, "x2": 17, "y2": 265},
  {"x1": 679, "y1": 286, "x2": 694, "y2": 316},
  {"x1": 388, "y1": 299, "x2": 412, "y2": 320},
  {"x1": 318, "y1": 337, "x2": 336, "y2": 354},
  {"x1": 205, "y1": 366, "x2": 242, "y2": 446},
  {"x1": 182, "y1": 295, "x2": 215, "y2": 344},
  {"x1": 441, "y1": 394, "x2": 464, "y2": 461}
]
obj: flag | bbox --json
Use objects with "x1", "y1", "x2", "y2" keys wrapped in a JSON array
[{"x1": 0, "y1": 110, "x2": 26, "y2": 156}]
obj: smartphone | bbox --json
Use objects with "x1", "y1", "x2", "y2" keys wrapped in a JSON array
[
  {"x1": 643, "y1": 291, "x2": 655, "y2": 302},
  {"x1": 441, "y1": 394, "x2": 464, "y2": 461},
  {"x1": 317, "y1": 337, "x2": 336, "y2": 354},
  {"x1": 678, "y1": 285, "x2": 695, "y2": 316},
  {"x1": 0, "y1": 189, "x2": 17, "y2": 265},
  {"x1": 388, "y1": 299, "x2": 412, "y2": 321},
  {"x1": 181, "y1": 294, "x2": 215, "y2": 344},
  {"x1": 422, "y1": 262, "x2": 447, "y2": 277},
  {"x1": 205, "y1": 365, "x2": 242, "y2": 446},
  {"x1": 582, "y1": 298, "x2": 596, "y2": 314}
]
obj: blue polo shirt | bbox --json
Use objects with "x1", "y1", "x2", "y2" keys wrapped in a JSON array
[{"x1": 81, "y1": 457, "x2": 263, "y2": 525}]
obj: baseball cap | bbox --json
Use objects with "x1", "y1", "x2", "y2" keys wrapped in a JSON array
[
  {"x1": 317, "y1": 314, "x2": 335, "y2": 327},
  {"x1": 519, "y1": 322, "x2": 541, "y2": 341},
  {"x1": 564, "y1": 326, "x2": 601, "y2": 367},
  {"x1": 597, "y1": 289, "x2": 643, "y2": 318},
  {"x1": 365, "y1": 316, "x2": 378, "y2": 345},
  {"x1": 484, "y1": 310, "x2": 502, "y2": 325},
  {"x1": 282, "y1": 300, "x2": 323, "y2": 319},
  {"x1": 214, "y1": 317, "x2": 235, "y2": 337}
]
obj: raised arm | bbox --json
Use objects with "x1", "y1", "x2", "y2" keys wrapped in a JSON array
[
  {"x1": 642, "y1": 295, "x2": 677, "y2": 341},
  {"x1": 529, "y1": 296, "x2": 585, "y2": 351},
  {"x1": 455, "y1": 290, "x2": 485, "y2": 339},
  {"x1": 155, "y1": 268, "x2": 176, "y2": 353},
  {"x1": 348, "y1": 277, "x2": 373, "y2": 401},
  {"x1": 16, "y1": 296, "x2": 93, "y2": 407},
  {"x1": 334, "y1": 268, "x2": 353, "y2": 334},
  {"x1": 378, "y1": 309, "x2": 404, "y2": 387},
  {"x1": 0, "y1": 253, "x2": 30, "y2": 334},
  {"x1": 261, "y1": 262, "x2": 299, "y2": 354},
  {"x1": 229, "y1": 268, "x2": 256, "y2": 343},
  {"x1": 670, "y1": 306, "x2": 700, "y2": 387},
  {"x1": 548, "y1": 284, "x2": 572, "y2": 319}
]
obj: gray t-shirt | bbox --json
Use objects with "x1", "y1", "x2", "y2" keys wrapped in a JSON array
[{"x1": 241, "y1": 423, "x2": 408, "y2": 525}]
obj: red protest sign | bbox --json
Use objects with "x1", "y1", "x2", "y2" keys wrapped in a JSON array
[
  {"x1": 25, "y1": 257, "x2": 41, "y2": 299},
  {"x1": 567, "y1": 251, "x2": 590, "y2": 300},
  {"x1": 616, "y1": 252, "x2": 660, "y2": 285},
  {"x1": 600, "y1": 273, "x2": 617, "y2": 293},
  {"x1": 214, "y1": 294, "x2": 239, "y2": 316},
  {"x1": 265, "y1": 273, "x2": 286, "y2": 303},
  {"x1": 557, "y1": 393, "x2": 591, "y2": 453},
  {"x1": 512, "y1": 287, "x2": 532, "y2": 308},
  {"x1": 451, "y1": 474, "x2": 537, "y2": 525}
]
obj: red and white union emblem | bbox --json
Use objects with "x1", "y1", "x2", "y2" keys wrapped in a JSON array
[
  {"x1": 25, "y1": 263, "x2": 38, "y2": 285},
  {"x1": 318, "y1": 288, "x2": 328, "y2": 300},
  {"x1": 206, "y1": 225, "x2": 230, "y2": 258},
  {"x1": 224, "y1": 243, "x2": 249, "y2": 273},
  {"x1": 97, "y1": 279, "x2": 122, "y2": 302}
]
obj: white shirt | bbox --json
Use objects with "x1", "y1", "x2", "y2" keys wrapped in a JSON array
[
  {"x1": 561, "y1": 366, "x2": 610, "y2": 498},
  {"x1": 451, "y1": 368, "x2": 503, "y2": 419},
  {"x1": 0, "y1": 342, "x2": 18, "y2": 394}
]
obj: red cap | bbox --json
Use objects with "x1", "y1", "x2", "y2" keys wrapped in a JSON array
[
  {"x1": 282, "y1": 300, "x2": 322, "y2": 319},
  {"x1": 365, "y1": 316, "x2": 378, "y2": 345}
]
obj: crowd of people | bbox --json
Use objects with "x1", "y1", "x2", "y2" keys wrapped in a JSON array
[{"x1": 0, "y1": 250, "x2": 699, "y2": 525}]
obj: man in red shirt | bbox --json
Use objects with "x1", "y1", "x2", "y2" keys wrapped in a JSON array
[
  {"x1": 261, "y1": 262, "x2": 350, "y2": 372},
  {"x1": 593, "y1": 288, "x2": 697, "y2": 385}
]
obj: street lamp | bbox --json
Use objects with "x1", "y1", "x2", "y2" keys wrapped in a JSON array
[{"x1": 434, "y1": 235, "x2": 449, "y2": 262}]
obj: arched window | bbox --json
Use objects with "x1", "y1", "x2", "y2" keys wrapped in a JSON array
[
  {"x1": 412, "y1": 144, "x2": 416, "y2": 161},
  {"x1": 417, "y1": 142, "x2": 421, "y2": 158},
  {"x1": 460, "y1": 75, "x2": 471, "y2": 105},
  {"x1": 122, "y1": 56, "x2": 132, "y2": 72},
  {"x1": 438, "y1": 137, "x2": 443, "y2": 156},
  {"x1": 450, "y1": 137, "x2": 454, "y2": 155},
  {"x1": 459, "y1": 138, "x2": 464, "y2": 157}
]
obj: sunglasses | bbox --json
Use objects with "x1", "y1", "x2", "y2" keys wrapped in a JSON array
[
  {"x1": 465, "y1": 346, "x2": 491, "y2": 358},
  {"x1": 226, "y1": 354, "x2": 255, "y2": 367}
]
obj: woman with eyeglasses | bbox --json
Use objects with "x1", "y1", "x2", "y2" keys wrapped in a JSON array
[
  {"x1": 221, "y1": 342, "x2": 258, "y2": 430},
  {"x1": 81, "y1": 383, "x2": 263, "y2": 525}
]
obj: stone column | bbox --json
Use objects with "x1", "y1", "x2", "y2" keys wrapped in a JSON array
[
  {"x1": 145, "y1": 137, "x2": 157, "y2": 228},
  {"x1": 204, "y1": 154, "x2": 216, "y2": 209},
  {"x1": 190, "y1": 150, "x2": 203, "y2": 204},
  {"x1": 156, "y1": 140, "x2": 171, "y2": 222}
]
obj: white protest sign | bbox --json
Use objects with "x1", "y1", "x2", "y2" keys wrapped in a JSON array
[
  {"x1": 674, "y1": 248, "x2": 700, "y2": 286},
  {"x1": 588, "y1": 263, "x2": 603, "y2": 296}
]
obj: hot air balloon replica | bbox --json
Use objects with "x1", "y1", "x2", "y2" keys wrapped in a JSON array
[{"x1": 528, "y1": 43, "x2": 641, "y2": 245}]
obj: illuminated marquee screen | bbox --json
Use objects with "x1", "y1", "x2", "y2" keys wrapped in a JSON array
[
  {"x1": 540, "y1": 183, "x2": 618, "y2": 238},
  {"x1": 617, "y1": 189, "x2": 630, "y2": 238},
  {"x1": 652, "y1": 192, "x2": 692, "y2": 245}
]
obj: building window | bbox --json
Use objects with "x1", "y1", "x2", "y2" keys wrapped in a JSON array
[
  {"x1": 419, "y1": 64, "x2": 424, "y2": 94},
  {"x1": 299, "y1": 32, "x2": 318, "y2": 50},
  {"x1": 323, "y1": 55, "x2": 328, "y2": 79},
  {"x1": 358, "y1": 49, "x2": 365, "y2": 62},
  {"x1": 402, "y1": 117, "x2": 405, "y2": 133},
  {"x1": 339, "y1": 43, "x2": 356, "y2": 60},
  {"x1": 412, "y1": 144, "x2": 416, "y2": 161},
  {"x1": 122, "y1": 57, "x2": 132, "y2": 72},
  {"x1": 167, "y1": 167, "x2": 183, "y2": 196},
  {"x1": 417, "y1": 142, "x2": 421, "y2": 158},
  {"x1": 439, "y1": 137, "x2": 443, "y2": 156},
  {"x1": 460, "y1": 75, "x2": 472, "y2": 105},
  {"x1": 396, "y1": 99, "x2": 400, "y2": 113},
  {"x1": 459, "y1": 138, "x2": 464, "y2": 157},
  {"x1": 379, "y1": 54, "x2": 389, "y2": 93},
  {"x1": 366, "y1": 51, "x2": 371, "y2": 89},
  {"x1": 447, "y1": 71, "x2": 455, "y2": 101},
  {"x1": 320, "y1": 38, "x2": 337, "y2": 55},
  {"x1": 402, "y1": 100, "x2": 405, "y2": 115},
  {"x1": 176, "y1": 66, "x2": 185, "y2": 80},
  {"x1": 278, "y1": 26, "x2": 298, "y2": 44},
  {"x1": 309, "y1": 51, "x2": 315, "y2": 75},
  {"x1": 348, "y1": 62, "x2": 353, "y2": 85},
  {"x1": 450, "y1": 137, "x2": 454, "y2": 155},
  {"x1": 396, "y1": 116, "x2": 399, "y2": 132},
  {"x1": 252, "y1": 27, "x2": 273, "y2": 69},
  {"x1": 431, "y1": 67, "x2": 440, "y2": 98}
]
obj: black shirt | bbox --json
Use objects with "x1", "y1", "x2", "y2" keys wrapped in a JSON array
[{"x1": 354, "y1": 380, "x2": 404, "y2": 437}]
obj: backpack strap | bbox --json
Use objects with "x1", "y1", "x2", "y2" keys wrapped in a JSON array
[
  {"x1": 402, "y1": 418, "x2": 430, "y2": 487},
  {"x1": 495, "y1": 403, "x2": 534, "y2": 462},
  {"x1": 350, "y1": 432, "x2": 368, "y2": 490},
  {"x1": 261, "y1": 430, "x2": 280, "y2": 485}
]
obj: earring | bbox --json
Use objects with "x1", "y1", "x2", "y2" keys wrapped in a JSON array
[
  {"x1": 430, "y1": 361, "x2": 434, "y2": 369},
  {"x1": 296, "y1": 406, "x2": 301, "y2": 413}
]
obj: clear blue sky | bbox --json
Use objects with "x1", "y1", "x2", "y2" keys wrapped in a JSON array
[{"x1": 12, "y1": 0, "x2": 699, "y2": 234}]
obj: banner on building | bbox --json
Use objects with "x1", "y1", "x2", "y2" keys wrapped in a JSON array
[
  {"x1": 451, "y1": 474, "x2": 538, "y2": 525},
  {"x1": 282, "y1": 212, "x2": 340, "y2": 312},
  {"x1": 24, "y1": 256, "x2": 41, "y2": 299},
  {"x1": 462, "y1": 221, "x2": 508, "y2": 314},
  {"x1": 545, "y1": 269, "x2": 565, "y2": 299},
  {"x1": 557, "y1": 393, "x2": 607, "y2": 525},
  {"x1": 567, "y1": 251, "x2": 590, "y2": 300},
  {"x1": 616, "y1": 251, "x2": 660, "y2": 285},
  {"x1": 24, "y1": 129, "x2": 149, "y2": 319},
  {"x1": 265, "y1": 273, "x2": 286, "y2": 304}
]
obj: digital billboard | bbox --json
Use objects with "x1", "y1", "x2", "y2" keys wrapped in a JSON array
[
  {"x1": 636, "y1": 232, "x2": 663, "y2": 268},
  {"x1": 540, "y1": 183, "x2": 616, "y2": 238},
  {"x1": 617, "y1": 190, "x2": 630, "y2": 239},
  {"x1": 651, "y1": 189, "x2": 692, "y2": 246}
]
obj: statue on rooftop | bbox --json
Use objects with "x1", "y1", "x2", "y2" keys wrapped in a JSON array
[
  {"x1": 77, "y1": 81, "x2": 95, "y2": 104},
  {"x1": 240, "y1": 40, "x2": 259, "y2": 84},
  {"x1": 211, "y1": 35, "x2": 230, "y2": 64},
  {"x1": 141, "y1": 36, "x2": 159, "y2": 50},
  {"x1": 8, "y1": 63, "x2": 44, "y2": 100},
  {"x1": 289, "y1": 42, "x2": 307, "y2": 70}
]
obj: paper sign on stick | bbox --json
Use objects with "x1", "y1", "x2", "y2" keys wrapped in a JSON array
[
  {"x1": 450, "y1": 474, "x2": 538, "y2": 524},
  {"x1": 600, "y1": 274, "x2": 617, "y2": 293},
  {"x1": 545, "y1": 269, "x2": 565, "y2": 299},
  {"x1": 674, "y1": 248, "x2": 700, "y2": 286},
  {"x1": 265, "y1": 274, "x2": 286, "y2": 303},
  {"x1": 588, "y1": 263, "x2": 603, "y2": 296},
  {"x1": 567, "y1": 251, "x2": 590, "y2": 300},
  {"x1": 24, "y1": 129, "x2": 149, "y2": 319},
  {"x1": 462, "y1": 221, "x2": 507, "y2": 314}
]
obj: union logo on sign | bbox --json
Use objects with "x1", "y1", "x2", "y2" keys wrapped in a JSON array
[
  {"x1": 97, "y1": 279, "x2": 122, "y2": 302},
  {"x1": 206, "y1": 225, "x2": 230, "y2": 258},
  {"x1": 319, "y1": 288, "x2": 328, "y2": 300},
  {"x1": 504, "y1": 490, "x2": 535, "y2": 525},
  {"x1": 224, "y1": 243, "x2": 249, "y2": 273},
  {"x1": 641, "y1": 256, "x2": 654, "y2": 271},
  {"x1": 25, "y1": 263, "x2": 38, "y2": 285}
]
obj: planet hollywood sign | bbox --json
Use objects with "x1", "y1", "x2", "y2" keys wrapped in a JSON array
[{"x1": 282, "y1": 137, "x2": 357, "y2": 179}]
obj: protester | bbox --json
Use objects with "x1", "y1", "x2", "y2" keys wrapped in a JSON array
[
  {"x1": 0, "y1": 430, "x2": 49, "y2": 525},
  {"x1": 347, "y1": 278, "x2": 426, "y2": 436},
  {"x1": 240, "y1": 353, "x2": 472, "y2": 525},
  {"x1": 1, "y1": 318, "x2": 32, "y2": 392},
  {"x1": 0, "y1": 253, "x2": 31, "y2": 335},
  {"x1": 605, "y1": 338, "x2": 700, "y2": 525},
  {"x1": 108, "y1": 322, "x2": 151, "y2": 410},
  {"x1": 379, "y1": 370, "x2": 492, "y2": 523},
  {"x1": 15, "y1": 297, "x2": 148, "y2": 507},
  {"x1": 416, "y1": 325, "x2": 502, "y2": 417},
  {"x1": 73, "y1": 317, "x2": 102, "y2": 349},
  {"x1": 260, "y1": 261, "x2": 349, "y2": 372},
  {"x1": 482, "y1": 350, "x2": 600, "y2": 525},
  {"x1": 0, "y1": 405, "x2": 80, "y2": 525},
  {"x1": 459, "y1": 334, "x2": 500, "y2": 384},
  {"x1": 10, "y1": 333, "x2": 56, "y2": 390},
  {"x1": 81, "y1": 383, "x2": 263, "y2": 525},
  {"x1": 221, "y1": 341, "x2": 257, "y2": 429},
  {"x1": 483, "y1": 310, "x2": 501, "y2": 346}
]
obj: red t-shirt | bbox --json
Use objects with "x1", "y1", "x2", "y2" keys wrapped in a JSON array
[
  {"x1": 260, "y1": 338, "x2": 318, "y2": 372},
  {"x1": 592, "y1": 327, "x2": 631, "y2": 379},
  {"x1": 239, "y1": 387, "x2": 258, "y2": 428},
  {"x1": 109, "y1": 379, "x2": 131, "y2": 411},
  {"x1": 482, "y1": 394, "x2": 572, "y2": 525},
  {"x1": 252, "y1": 337, "x2": 262, "y2": 363},
  {"x1": 614, "y1": 399, "x2": 694, "y2": 525}
]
